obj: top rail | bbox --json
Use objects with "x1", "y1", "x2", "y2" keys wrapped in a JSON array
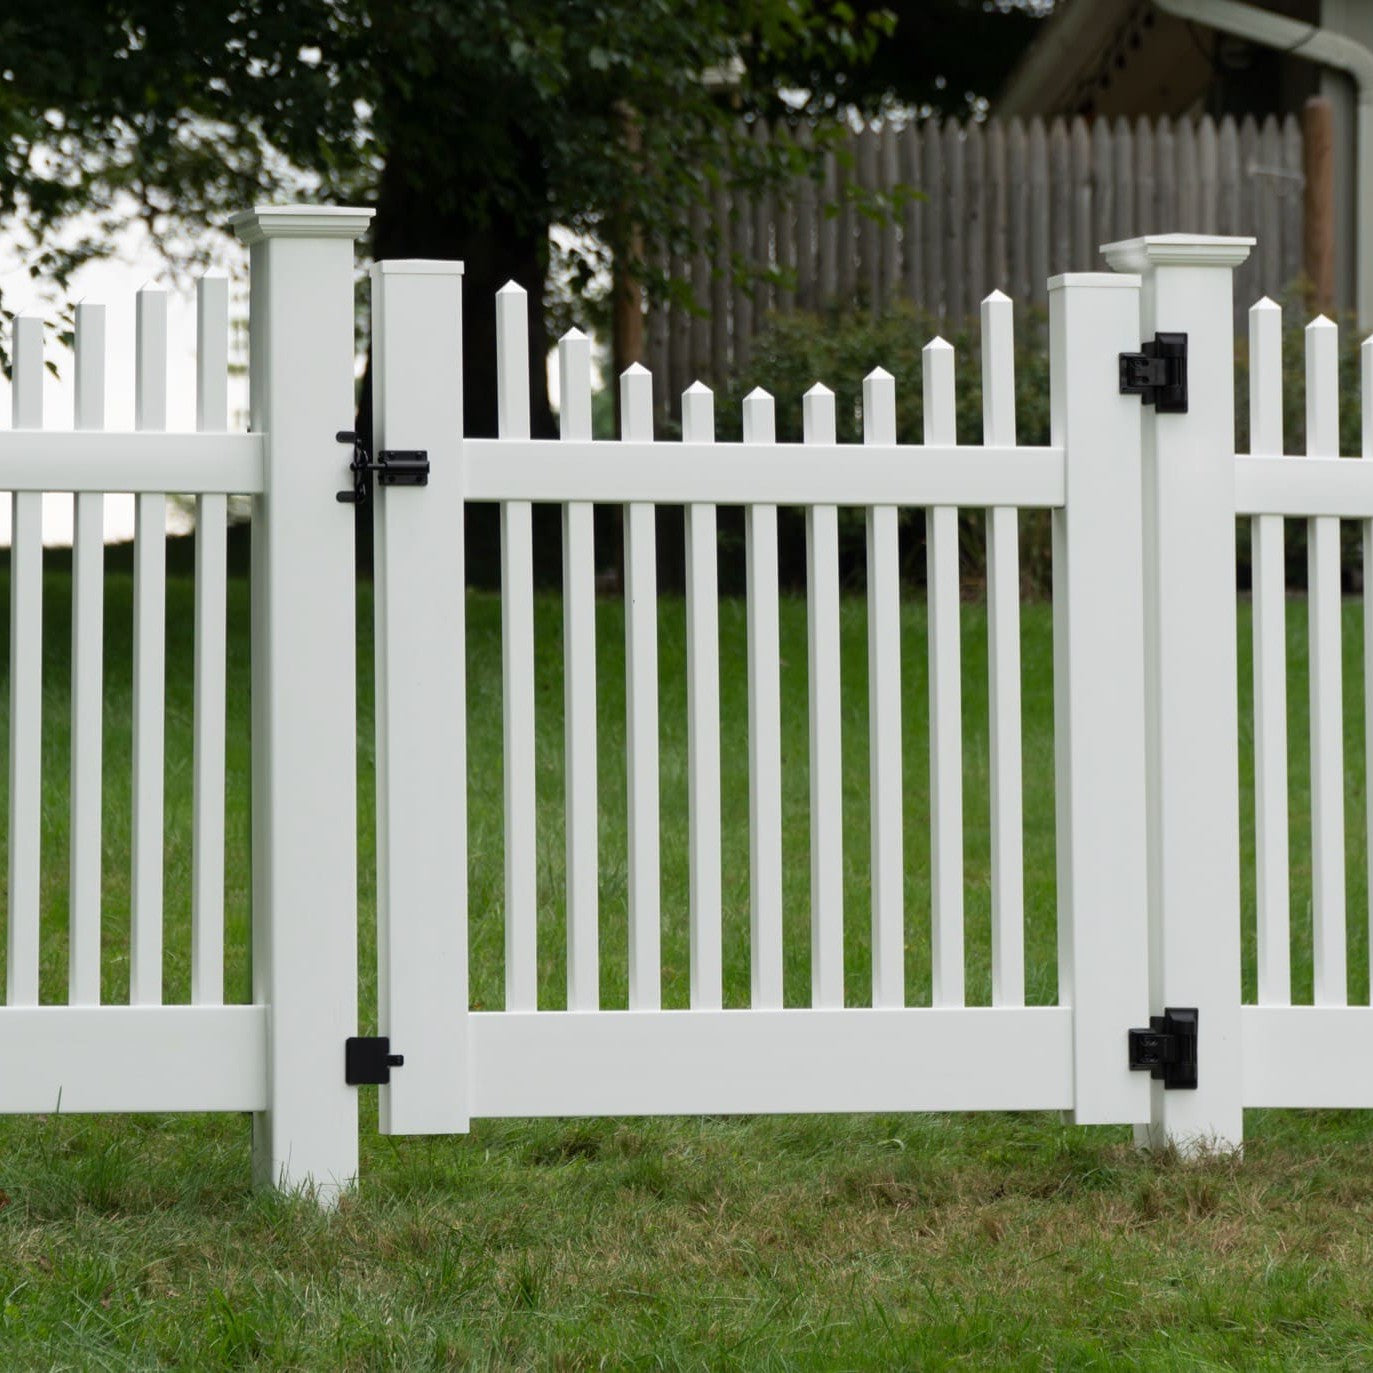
[
  {"x1": 0, "y1": 431, "x2": 264, "y2": 494},
  {"x1": 1235, "y1": 454, "x2": 1373, "y2": 518},
  {"x1": 464, "y1": 439, "x2": 1064, "y2": 508}
]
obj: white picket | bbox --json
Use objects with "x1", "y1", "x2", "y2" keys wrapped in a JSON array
[
  {"x1": 192, "y1": 276, "x2": 229, "y2": 1007},
  {"x1": 981, "y1": 290, "x2": 1025, "y2": 1007},
  {"x1": 803, "y1": 384, "x2": 843, "y2": 1009},
  {"x1": 560, "y1": 328, "x2": 599, "y2": 1011},
  {"x1": 744, "y1": 388, "x2": 784, "y2": 1009},
  {"x1": 497, "y1": 282, "x2": 538, "y2": 1012},
  {"x1": 863, "y1": 367, "x2": 904, "y2": 1009},
  {"x1": 1248, "y1": 297, "x2": 1290, "y2": 1006},
  {"x1": 923, "y1": 337, "x2": 964, "y2": 1008},
  {"x1": 70, "y1": 303, "x2": 106, "y2": 1007},
  {"x1": 8, "y1": 317, "x2": 43, "y2": 1008},
  {"x1": 1305, "y1": 315, "x2": 1346, "y2": 1007},
  {"x1": 621, "y1": 364, "x2": 661, "y2": 1011},
  {"x1": 683, "y1": 383, "x2": 723, "y2": 1009},
  {"x1": 1364, "y1": 334, "x2": 1373, "y2": 988},
  {"x1": 131, "y1": 287, "x2": 167, "y2": 1007}
]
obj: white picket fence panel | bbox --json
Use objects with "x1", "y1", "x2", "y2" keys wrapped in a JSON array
[{"x1": 7, "y1": 208, "x2": 1373, "y2": 1202}]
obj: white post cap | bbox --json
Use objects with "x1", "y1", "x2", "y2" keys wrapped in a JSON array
[
  {"x1": 1101, "y1": 234, "x2": 1255, "y2": 273},
  {"x1": 230, "y1": 205, "x2": 375, "y2": 246}
]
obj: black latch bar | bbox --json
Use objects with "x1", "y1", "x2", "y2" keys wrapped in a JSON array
[
  {"x1": 1128, "y1": 1007, "x2": 1198, "y2": 1090},
  {"x1": 335, "y1": 430, "x2": 430, "y2": 504},
  {"x1": 1119, "y1": 332, "x2": 1188, "y2": 413},
  {"x1": 345, "y1": 1036, "x2": 405, "y2": 1086}
]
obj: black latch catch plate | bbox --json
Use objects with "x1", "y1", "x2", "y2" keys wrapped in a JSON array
[
  {"x1": 335, "y1": 430, "x2": 430, "y2": 504},
  {"x1": 1119, "y1": 332, "x2": 1188, "y2": 413},
  {"x1": 1128, "y1": 1007, "x2": 1198, "y2": 1090},
  {"x1": 345, "y1": 1036, "x2": 405, "y2": 1086}
]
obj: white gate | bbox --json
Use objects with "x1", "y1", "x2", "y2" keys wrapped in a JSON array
[{"x1": 362, "y1": 257, "x2": 1158, "y2": 1139}]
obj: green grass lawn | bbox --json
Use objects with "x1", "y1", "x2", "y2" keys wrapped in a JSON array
[{"x1": 1, "y1": 551, "x2": 1373, "y2": 1367}]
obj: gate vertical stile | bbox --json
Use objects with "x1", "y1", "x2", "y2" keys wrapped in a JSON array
[
  {"x1": 1103, "y1": 234, "x2": 1254, "y2": 1153},
  {"x1": 1048, "y1": 271, "x2": 1152, "y2": 1126},
  {"x1": 370, "y1": 261, "x2": 470, "y2": 1135}
]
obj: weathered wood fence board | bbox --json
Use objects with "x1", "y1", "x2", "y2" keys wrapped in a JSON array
[{"x1": 648, "y1": 112, "x2": 1307, "y2": 397}]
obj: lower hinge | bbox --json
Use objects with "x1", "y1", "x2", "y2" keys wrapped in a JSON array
[
  {"x1": 345, "y1": 1036, "x2": 405, "y2": 1086},
  {"x1": 1119, "y1": 332, "x2": 1188, "y2": 413},
  {"x1": 1128, "y1": 1007, "x2": 1198, "y2": 1090}
]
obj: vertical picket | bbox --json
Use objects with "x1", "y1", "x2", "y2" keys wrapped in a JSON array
[
  {"x1": 192, "y1": 276, "x2": 229, "y2": 1007},
  {"x1": 1103, "y1": 233, "x2": 1252, "y2": 1151},
  {"x1": 622, "y1": 364, "x2": 661, "y2": 1010},
  {"x1": 561, "y1": 328, "x2": 599, "y2": 1011},
  {"x1": 1048, "y1": 268, "x2": 1151, "y2": 1125},
  {"x1": 1249, "y1": 298, "x2": 1291, "y2": 1005},
  {"x1": 1365, "y1": 336, "x2": 1373, "y2": 986},
  {"x1": 864, "y1": 368, "x2": 904, "y2": 1008},
  {"x1": 982, "y1": 291, "x2": 1025, "y2": 1007},
  {"x1": 924, "y1": 337, "x2": 964, "y2": 1007},
  {"x1": 371, "y1": 260, "x2": 468, "y2": 1134},
  {"x1": 1306, "y1": 314, "x2": 1347, "y2": 1006},
  {"x1": 683, "y1": 383, "x2": 723, "y2": 1008},
  {"x1": 70, "y1": 304, "x2": 105, "y2": 1006},
  {"x1": 497, "y1": 282, "x2": 538, "y2": 1012},
  {"x1": 8, "y1": 316, "x2": 43, "y2": 1008},
  {"x1": 131, "y1": 286, "x2": 167, "y2": 1007},
  {"x1": 804, "y1": 384, "x2": 844, "y2": 1009},
  {"x1": 744, "y1": 388, "x2": 784, "y2": 1008}
]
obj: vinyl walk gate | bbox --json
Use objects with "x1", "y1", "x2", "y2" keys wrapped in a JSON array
[{"x1": 0, "y1": 207, "x2": 1363, "y2": 1201}]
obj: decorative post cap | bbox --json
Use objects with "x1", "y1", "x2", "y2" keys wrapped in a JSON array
[
  {"x1": 1101, "y1": 234, "x2": 1255, "y2": 273},
  {"x1": 229, "y1": 205, "x2": 375, "y2": 246}
]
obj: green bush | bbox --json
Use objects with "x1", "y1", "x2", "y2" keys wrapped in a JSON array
[{"x1": 718, "y1": 295, "x2": 1371, "y2": 597}]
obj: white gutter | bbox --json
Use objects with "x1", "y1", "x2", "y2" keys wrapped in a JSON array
[{"x1": 1154, "y1": 0, "x2": 1373, "y2": 328}]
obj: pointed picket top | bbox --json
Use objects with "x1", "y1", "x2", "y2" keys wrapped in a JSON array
[
  {"x1": 497, "y1": 279, "x2": 526, "y2": 297},
  {"x1": 982, "y1": 287, "x2": 1011, "y2": 305},
  {"x1": 923, "y1": 335, "x2": 954, "y2": 354},
  {"x1": 922, "y1": 334, "x2": 956, "y2": 446},
  {"x1": 619, "y1": 361, "x2": 653, "y2": 442},
  {"x1": 561, "y1": 325, "x2": 588, "y2": 343},
  {"x1": 1307, "y1": 314, "x2": 1337, "y2": 332},
  {"x1": 863, "y1": 366, "x2": 897, "y2": 445},
  {"x1": 742, "y1": 386, "x2": 775, "y2": 444},
  {"x1": 1305, "y1": 312, "x2": 1339, "y2": 458},
  {"x1": 497, "y1": 283, "x2": 531, "y2": 439},
  {"x1": 803, "y1": 382, "x2": 836, "y2": 444},
  {"x1": 1250, "y1": 295, "x2": 1280, "y2": 313},
  {"x1": 558, "y1": 327, "x2": 592, "y2": 440},
  {"x1": 682, "y1": 379, "x2": 714, "y2": 441}
]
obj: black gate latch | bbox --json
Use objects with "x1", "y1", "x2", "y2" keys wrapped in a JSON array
[
  {"x1": 1119, "y1": 332, "x2": 1188, "y2": 413},
  {"x1": 1128, "y1": 1007, "x2": 1198, "y2": 1090},
  {"x1": 335, "y1": 430, "x2": 430, "y2": 504},
  {"x1": 345, "y1": 1036, "x2": 405, "y2": 1085}
]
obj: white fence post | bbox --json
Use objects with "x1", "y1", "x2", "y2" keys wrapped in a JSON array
[
  {"x1": 1048, "y1": 273, "x2": 1152, "y2": 1125},
  {"x1": 1103, "y1": 233, "x2": 1254, "y2": 1153},
  {"x1": 370, "y1": 261, "x2": 469, "y2": 1133},
  {"x1": 231, "y1": 205, "x2": 374, "y2": 1200}
]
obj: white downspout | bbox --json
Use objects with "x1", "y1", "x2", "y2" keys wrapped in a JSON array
[{"x1": 1154, "y1": 0, "x2": 1373, "y2": 329}]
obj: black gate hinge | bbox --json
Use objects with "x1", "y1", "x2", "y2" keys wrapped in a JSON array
[
  {"x1": 1128, "y1": 1007, "x2": 1198, "y2": 1090},
  {"x1": 335, "y1": 430, "x2": 430, "y2": 505},
  {"x1": 345, "y1": 1036, "x2": 405, "y2": 1085},
  {"x1": 1119, "y1": 332, "x2": 1188, "y2": 413}
]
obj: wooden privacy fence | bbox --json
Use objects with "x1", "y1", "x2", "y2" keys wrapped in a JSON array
[
  {"x1": 6, "y1": 210, "x2": 1373, "y2": 1205},
  {"x1": 647, "y1": 112, "x2": 1308, "y2": 398}
]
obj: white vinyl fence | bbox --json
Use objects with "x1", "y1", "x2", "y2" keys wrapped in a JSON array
[{"x1": 1, "y1": 208, "x2": 1371, "y2": 1202}]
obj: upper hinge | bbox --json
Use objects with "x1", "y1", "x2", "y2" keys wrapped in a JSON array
[
  {"x1": 1119, "y1": 332, "x2": 1188, "y2": 413},
  {"x1": 335, "y1": 430, "x2": 430, "y2": 505},
  {"x1": 1128, "y1": 1006, "x2": 1198, "y2": 1090}
]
